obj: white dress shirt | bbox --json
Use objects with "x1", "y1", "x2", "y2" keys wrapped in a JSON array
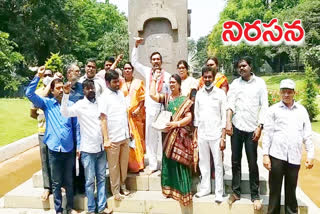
[
  {"x1": 181, "y1": 76, "x2": 198, "y2": 97},
  {"x1": 61, "y1": 94, "x2": 103, "y2": 153},
  {"x1": 79, "y1": 75, "x2": 106, "y2": 98},
  {"x1": 227, "y1": 74, "x2": 268, "y2": 132},
  {"x1": 194, "y1": 87, "x2": 227, "y2": 140},
  {"x1": 262, "y1": 101, "x2": 314, "y2": 165},
  {"x1": 98, "y1": 87, "x2": 130, "y2": 143},
  {"x1": 131, "y1": 47, "x2": 171, "y2": 116}
]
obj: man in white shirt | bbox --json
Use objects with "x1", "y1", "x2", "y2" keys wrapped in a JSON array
[
  {"x1": 131, "y1": 38, "x2": 171, "y2": 173},
  {"x1": 61, "y1": 79, "x2": 112, "y2": 214},
  {"x1": 262, "y1": 79, "x2": 314, "y2": 214},
  {"x1": 79, "y1": 59, "x2": 106, "y2": 98},
  {"x1": 194, "y1": 66, "x2": 226, "y2": 203},
  {"x1": 99, "y1": 70, "x2": 130, "y2": 201},
  {"x1": 226, "y1": 57, "x2": 268, "y2": 210}
]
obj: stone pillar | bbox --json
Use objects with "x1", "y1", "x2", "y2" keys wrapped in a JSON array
[{"x1": 129, "y1": 0, "x2": 189, "y2": 77}]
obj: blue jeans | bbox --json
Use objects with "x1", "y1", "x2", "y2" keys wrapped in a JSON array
[
  {"x1": 48, "y1": 149, "x2": 74, "y2": 213},
  {"x1": 81, "y1": 151, "x2": 107, "y2": 213}
]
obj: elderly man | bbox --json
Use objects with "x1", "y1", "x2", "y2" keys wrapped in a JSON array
[
  {"x1": 262, "y1": 79, "x2": 314, "y2": 214},
  {"x1": 132, "y1": 37, "x2": 171, "y2": 174},
  {"x1": 66, "y1": 64, "x2": 83, "y2": 103},
  {"x1": 226, "y1": 56, "x2": 268, "y2": 210},
  {"x1": 79, "y1": 59, "x2": 106, "y2": 98}
]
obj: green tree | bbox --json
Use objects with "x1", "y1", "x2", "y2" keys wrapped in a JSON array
[
  {"x1": 45, "y1": 53, "x2": 63, "y2": 74},
  {"x1": 302, "y1": 64, "x2": 319, "y2": 121},
  {"x1": 0, "y1": 31, "x2": 25, "y2": 96}
]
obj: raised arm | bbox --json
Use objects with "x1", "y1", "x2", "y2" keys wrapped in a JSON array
[
  {"x1": 25, "y1": 66, "x2": 46, "y2": 109},
  {"x1": 149, "y1": 72, "x2": 164, "y2": 103},
  {"x1": 60, "y1": 82, "x2": 78, "y2": 118},
  {"x1": 110, "y1": 54, "x2": 123, "y2": 70},
  {"x1": 131, "y1": 38, "x2": 150, "y2": 79}
]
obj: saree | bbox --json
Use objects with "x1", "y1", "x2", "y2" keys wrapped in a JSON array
[
  {"x1": 121, "y1": 79, "x2": 146, "y2": 172},
  {"x1": 198, "y1": 72, "x2": 229, "y2": 91},
  {"x1": 161, "y1": 96, "x2": 195, "y2": 206}
]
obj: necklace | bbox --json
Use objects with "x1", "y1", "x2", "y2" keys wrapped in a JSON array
[{"x1": 125, "y1": 78, "x2": 133, "y2": 93}]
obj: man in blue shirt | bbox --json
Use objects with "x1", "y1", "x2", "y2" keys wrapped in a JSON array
[{"x1": 26, "y1": 66, "x2": 80, "y2": 214}]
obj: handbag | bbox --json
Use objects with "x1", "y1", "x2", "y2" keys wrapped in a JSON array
[
  {"x1": 170, "y1": 127, "x2": 193, "y2": 166},
  {"x1": 152, "y1": 93, "x2": 171, "y2": 131}
]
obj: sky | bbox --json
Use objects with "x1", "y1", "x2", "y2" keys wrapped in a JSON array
[{"x1": 107, "y1": 0, "x2": 226, "y2": 40}]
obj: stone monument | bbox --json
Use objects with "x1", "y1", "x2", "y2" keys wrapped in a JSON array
[{"x1": 129, "y1": 0, "x2": 190, "y2": 76}]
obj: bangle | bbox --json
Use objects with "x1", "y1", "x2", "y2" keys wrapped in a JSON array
[{"x1": 221, "y1": 138, "x2": 226, "y2": 142}]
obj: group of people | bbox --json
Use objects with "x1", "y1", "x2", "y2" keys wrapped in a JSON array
[{"x1": 26, "y1": 37, "x2": 314, "y2": 214}]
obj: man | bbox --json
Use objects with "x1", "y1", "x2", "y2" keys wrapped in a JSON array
[
  {"x1": 65, "y1": 64, "x2": 85, "y2": 194},
  {"x1": 132, "y1": 37, "x2": 171, "y2": 173},
  {"x1": 30, "y1": 69, "x2": 53, "y2": 202},
  {"x1": 26, "y1": 66, "x2": 79, "y2": 214},
  {"x1": 226, "y1": 57, "x2": 268, "y2": 210},
  {"x1": 66, "y1": 64, "x2": 84, "y2": 103},
  {"x1": 99, "y1": 69, "x2": 130, "y2": 201},
  {"x1": 262, "y1": 79, "x2": 314, "y2": 214},
  {"x1": 79, "y1": 59, "x2": 106, "y2": 98},
  {"x1": 97, "y1": 55, "x2": 123, "y2": 79},
  {"x1": 61, "y1": 79, "x2": 112, "y2": 214},
  {"x1": 194, "y1": 66, "x2": 226, "y2": 203},
  {"x1": 198, "y1": 57, "x2": 229, "y2": 94}
]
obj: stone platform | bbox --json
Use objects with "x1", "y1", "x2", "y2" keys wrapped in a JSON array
[{"x1": 1, "y1": 137, "x2": 318, "y2": 213}]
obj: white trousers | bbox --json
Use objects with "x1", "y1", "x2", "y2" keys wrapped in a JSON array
[
  {"x1": 145, "y1": 112, "x2": 162, "y2": 171},
  {"x1": 198, "y1": 137, "x2": 224, "y2": 198}
]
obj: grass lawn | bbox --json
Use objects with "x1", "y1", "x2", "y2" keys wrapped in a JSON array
[{"x1": 0, "y1": 98, "x2": 37, "y2": 146}]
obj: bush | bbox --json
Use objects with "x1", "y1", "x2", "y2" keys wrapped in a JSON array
[{"x1": 302, "y1": 64, "x2": 319, "y2": 121}]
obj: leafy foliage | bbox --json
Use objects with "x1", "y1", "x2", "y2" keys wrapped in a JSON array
[
  {"x1": 0, "y1": 31, "x2": 25, "y2": 96},
  {"x1": 302, "y1": 64, "x2": 319, "y2": 121},
  {"x1": 45, "y1": 53, "x2": 63, "y2": 74}
]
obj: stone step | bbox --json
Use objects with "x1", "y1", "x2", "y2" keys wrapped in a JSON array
[
  {"x1": 1, "y1": 177, "x2": 309, "y2": 214},
  {"x1": 32, "y1": 169, "x2": 268, "y2": 195},
  {"x1": 107, "y1": 190, "x2": 308, "y2": 214}
]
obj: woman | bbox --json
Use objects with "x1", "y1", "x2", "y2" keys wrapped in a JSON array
[
  {"x1": 150, "y1": 73, "x2": 196, "y2": 206},
  {"x1": 177, "y1": 60, "x2": 198, "y2": 97},
  {"x1": 120, "y1": 62, "x2": 146, "y2": 173},
  {"x1": 198, "y1": 57, "x2": 229, "y2": 94}
]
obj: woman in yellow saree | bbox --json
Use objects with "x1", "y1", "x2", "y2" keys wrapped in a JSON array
[
  {"x1": 121, "y1": 62, "x2": 146, "y2": 173},
  {"x1": 150, "y1": 73, "x2": 197, "y2": 206}
]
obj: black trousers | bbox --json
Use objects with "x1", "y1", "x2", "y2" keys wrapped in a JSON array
[
  {"x1": 231, "y1": 126, "x2": 260, "y2": 200},
  {"x1": 48, "y1": 149, "x2": 74, "y2": 213},
  {"x1": 38, "y1": 134, "x2": 51, "y2": 191},
  {"x1": 268, "y1": 156, "x2": 300, "y2": 214}
]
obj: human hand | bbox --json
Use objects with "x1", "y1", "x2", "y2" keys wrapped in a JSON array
[
  {"x1": 263, "y1": 155, "x2": 271, "y2": 171},
  {"x1": 134, "y1": 37, "x2": 144, "y2": 47},
  {"x1": 116, "y1": 54, "x2": 124, "y2": 62},
  {"x1": 104, "y1": 138, "x2": 111, "y2": 149},
  {"x1": 132, "y1": 108, "x2": 139, "y2": 117},
  {"x1": 220, "y1": 139, "x2": 226, "y2": 151},
  {"x1": 226, "y1": 121, "x2": 233, "y2": 136},
  {"x1": 252, "y1": 127, "x2": 262, "y2": 142},
  {"x1": 63, "y1": 82, "x2": 71, "y2": 94},
  {"x1": 76, "y1": 150, "x2": 81, "y2": 159},
  {"x1": 305, "y1": 158, "x2": 314, "y2": 169},
  {"x1": 37, "y1": 66, "x2": 46, "y2": 78},
  {"x1": 166, "y1": 121, "x2": 178, "y2": 130}
]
